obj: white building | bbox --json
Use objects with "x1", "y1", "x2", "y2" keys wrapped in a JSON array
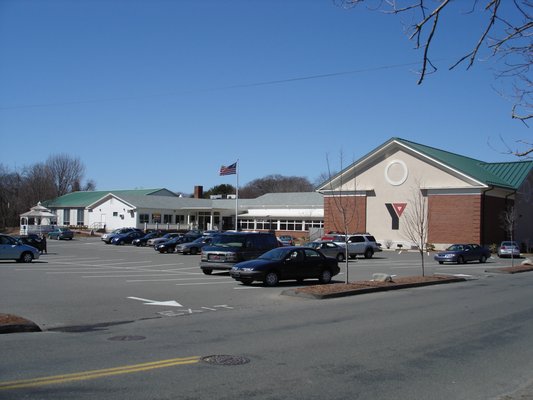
[{"x1": 42, "y1": 188, "x2": 324, "y2": 239}]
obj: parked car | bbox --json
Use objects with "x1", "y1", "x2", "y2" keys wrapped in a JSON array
[
  {"x1": 13, "y1": 234, "x2": 47, "y2": 253},
  {"x1": 176, "y1": 235, "x2": 217, "y2": 255},
  {"x1": 101, "y1": 228, "x2": 142, "y2": 244},
  {"x1": 111, "y1": 230, "x2": 145, "y2": 245},
  {"x1": 0, "y1": 234, "x2": 40, "y2": 263},
  {"x1": 132, "y1": 231, "x2": 162, "y2": 247},
  {"x1": 48, "y1": 228, "x2": 74, "y2": 240},
  {"x1": 324, "y1": 233, "x2": 382, "y2": 259},
  {"x1": 147, "y1": 232, "x2": 183, "y2": 247},
  {"x1": 155, "y1": 234, "x2": 201, "y2": 253},
  {"x1": 497, "y1": 241, "x2": 521, "y2": 258},
  {"x1": 229, "y1": 246, "x2": 340, "y2": 286},
  {"x1": 434, "y1": 243, "x2": 491, "y2": 264},
  {"x1": 304, "y1": 241, "x2": 346, "y2": 262},
  {"x1": 278, "y1": 235, "x2": 295, "y2": 246},
  {"x1": 200, "y1": 231, "x2": 280, "y2": 275}
]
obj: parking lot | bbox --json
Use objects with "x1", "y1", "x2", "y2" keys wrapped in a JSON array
[
  {"x1": 0, "y1": 236, "x2": 524, "y2": 331},
  {"x1": 2, "y1": 236, "x2": 533, "y2": 400}
]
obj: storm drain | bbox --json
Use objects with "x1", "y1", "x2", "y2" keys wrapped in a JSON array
[
  {"x1": 201, "y1": 355, "x2": 250, "y2": 366},
  {"x1": 107, "y1": 335, "x2": 146, "y2": 341}
]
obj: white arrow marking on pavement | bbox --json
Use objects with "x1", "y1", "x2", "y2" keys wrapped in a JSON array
[{"x1": 127, "y1": 296, "x2": 183, "y2": 307}]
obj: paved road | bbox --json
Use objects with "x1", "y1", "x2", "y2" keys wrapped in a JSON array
[{"x1": 1, "y1": 238, "x2": 532, "y2": 399}]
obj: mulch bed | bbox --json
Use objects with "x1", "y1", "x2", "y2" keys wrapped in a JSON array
[
  {"x1": 487, "y1": 264, "x2": 533, "y2": 274},
  {"x1": 0, "y1": 314, "x2": 41, "y2": 334},
  {"x1": 283, "y1": 275, "x2": 468, "y2": 299}
]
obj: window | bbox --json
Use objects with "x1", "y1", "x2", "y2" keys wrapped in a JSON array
[
  {"x1": 304, "y1": 249, "x2": 321, "y2": 259},
  {"x1": 76, "y1": 209, "x2": 84, "y2": 226},
  {"x1": 176, "y1": 215, "x2": 185, "y2": 224},
  {"x1": 63, "y1": 209, "x2": 70, "y2": 225},
  {"x1": 139, "y1": 214, "x2": 149, "y2": 223},
  {"x1": 113, "y1": 212, "x2": 118, "y2": 217},
  {"x1": 163, "y1": 214, "x2": 172, "y2": 224},
  {"x1": 152, "y1": 213, "x2": 161, "y2": 223}
]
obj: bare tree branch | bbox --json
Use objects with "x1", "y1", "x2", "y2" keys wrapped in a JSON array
[{"x1": 335, "y1": 0, "x2": 533, "y2": 134}]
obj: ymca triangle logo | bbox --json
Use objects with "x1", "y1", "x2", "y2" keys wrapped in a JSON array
[{"x1": 393, "y1": 203, "x2": 407, "y2": 217}]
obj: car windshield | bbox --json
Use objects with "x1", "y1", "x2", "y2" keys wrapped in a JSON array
[
  {"x1": 211, "y1": 235, "x2": 246, "y2": 248},
  {"x1": 502, "y1": 241, "x2": 518, "y2": 247},
  {"x1": 258, "y1": 247, "x2": 291, "y2": 261},
  {"x1": 447, "y1": 244, "x2": 464, "y2": 251}
]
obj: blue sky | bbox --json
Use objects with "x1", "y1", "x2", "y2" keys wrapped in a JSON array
[{"x1": 0, "y1": 0, "x2": 529, "y2": 194}]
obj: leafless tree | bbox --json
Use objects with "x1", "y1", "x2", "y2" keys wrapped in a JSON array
[
  {"x1": 20, "y1": 163, "x2": 56, "y2": 206},
  {"x1": 46, "y1": 154, "x2": 86, "y2": 197},
  {"x1": 402, "y1": 181, "x2": 429, "y2": 276},
  {"x1": 0, "y1": 156, "x2": 94, "y2": 229},
  {"x1": 500, "y1": 204, "x2": 519, "y2": 265},
  {"x1": 203, "y1": 184, "x2": 237, "y2": 199},
  {"x1": 0, "y1": 165, "x2": 23, "y2": 230},
  {"x1": 323, "y1": 151, "x2": 360, "y2": 283},
  {"x1": 239, "y1": 174, "x2": 314, "y2": 199},
  {"x1": 490, "y1": 136, "x2": 533, "y2": 158},
  {"x1": 336, "y1": 0, "x2": 532, "y2": 135}
]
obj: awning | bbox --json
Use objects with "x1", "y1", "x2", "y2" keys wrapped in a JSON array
[{"x1": 240, "y1": 208, "x2": 323, "y2": 218}]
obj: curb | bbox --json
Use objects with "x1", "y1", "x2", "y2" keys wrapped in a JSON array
[
  {"x1": 281, "y1": 277, "x2": 467, "y2": 300},
  {"x1": 0, "y1": 314, "x2": 41, "y2": 334},
  {"x1": 485, "y1": 267, "x2": 533, "y2": 274}
]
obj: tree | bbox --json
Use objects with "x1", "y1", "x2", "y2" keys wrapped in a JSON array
[
  {"x1": 500, "y1": 204, "x2": 519, "y2": 266},
  {"x1": 402, "y1": 181, "x2": 429, "y2": 276},
  {"x1": 46, "y1": 154, "x2": 86, "y2": 197},
  {"x1": 203, "y1": 184, "x2": 236, "y2": 199},
  {"x1": 321, "y1": 151, "x2": 360, "y2": 283},
  {"x1": 239, "y1": 175, "x2": 315, "y2": 198},
  {"x1": 337, "y1": 0, "x2": 532, "y2": 151},
  {"x1": 0, "y1": 165, "x2": 22, "y2": 229},
  {"x1": 0, "y1": 156, "x2": 94, "y2": 229}
]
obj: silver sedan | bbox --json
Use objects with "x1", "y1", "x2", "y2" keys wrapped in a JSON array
[{"x1": 303, "y1": 241, "x2": 346, "y2": 262}]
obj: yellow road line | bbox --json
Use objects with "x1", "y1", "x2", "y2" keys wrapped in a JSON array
[{"x1": 0, "y1": 356, "x2": 200, "y2": 390}]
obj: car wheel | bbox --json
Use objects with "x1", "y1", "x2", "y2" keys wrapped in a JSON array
[
  {"x1": 190, "y1": 248, "x2": 198, "y2": 255},
  {"x1": 202, "y1": 268, "x2": 213, "y2": 275},
  {"x1": 364, "y1": 248, "x2": 374, "y2": 259},
  {"x1": 20, "y1": 252, "x2": 33, "y2": 263},
  {"x1": 438, "y1": 261, "x2": 444, "y2": 265},
  {"x1": 457, "y1": 256, "x2": 465, "y2": 264},
  {"x1": 319, "y1": 269, "x2": 332, "y2": 284},
  {"x1": 480, "y1": 255, "x2": 487, "y2": 263},
  {"x1": 264, "y1": 271, "x2": 279, "y2": 287},
  {"x1": 336, "y1": 253, "x2": 345, "y2": 262}
]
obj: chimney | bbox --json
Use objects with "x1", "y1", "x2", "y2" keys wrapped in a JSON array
[{"x1": 194, "y1": 185, "x2": 203, "y2": 199}]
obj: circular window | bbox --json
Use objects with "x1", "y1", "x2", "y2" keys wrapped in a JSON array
[{"x1": 385, "y1": 160, "x2": 408, "y2": 186}]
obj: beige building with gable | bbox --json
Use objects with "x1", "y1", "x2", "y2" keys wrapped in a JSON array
[{"x1": 317, "y1": 138, "x2": 533, "y2": 251}]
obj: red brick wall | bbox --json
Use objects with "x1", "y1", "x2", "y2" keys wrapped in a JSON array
[
  {"x1": 324, "y1": 196, "x2": 366, "y2": 234},
  {"x1": 428, "y1": 195, "x2": 482, "y2": 244}
]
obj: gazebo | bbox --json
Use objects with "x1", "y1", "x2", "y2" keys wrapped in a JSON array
[{"x1": 19, "y1": 202, "x2": 57, "y2": 235}]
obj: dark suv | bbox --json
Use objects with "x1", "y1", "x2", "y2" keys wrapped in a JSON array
[{"x1": 200, "y1": 232, "x2": 279, "y2": 275}]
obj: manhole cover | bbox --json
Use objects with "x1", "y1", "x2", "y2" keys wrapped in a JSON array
[
  {"x1": 107, "y1": 335, "x2": 146, "y2": 341},
  {"x1": 201, "y1": 355, "x2": 250, "y2": 366}
]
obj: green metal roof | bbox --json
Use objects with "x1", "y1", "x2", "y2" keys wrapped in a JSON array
[
  {"x1": 43, "y1": 189, "x2": 174, "y2": 208},
  {"x1": 394, "y1": 138, "x2": 533, "y2": 190}
]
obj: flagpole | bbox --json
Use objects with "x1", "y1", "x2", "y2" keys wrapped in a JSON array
[{"x1": 235, "y1": 159, "x2": 239, "y2": 231}]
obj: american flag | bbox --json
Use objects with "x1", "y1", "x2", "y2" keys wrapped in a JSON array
[{"x1": 219, "y1": 162, "x2": 237, "y2": 176}]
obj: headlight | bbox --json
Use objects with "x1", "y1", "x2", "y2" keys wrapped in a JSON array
[
  {"x1": 241, "y1": 268, "x2": 255, "y2": 271},
  {"x1": 444, "y1": 254, "x2": 454, "y2": 258}
]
